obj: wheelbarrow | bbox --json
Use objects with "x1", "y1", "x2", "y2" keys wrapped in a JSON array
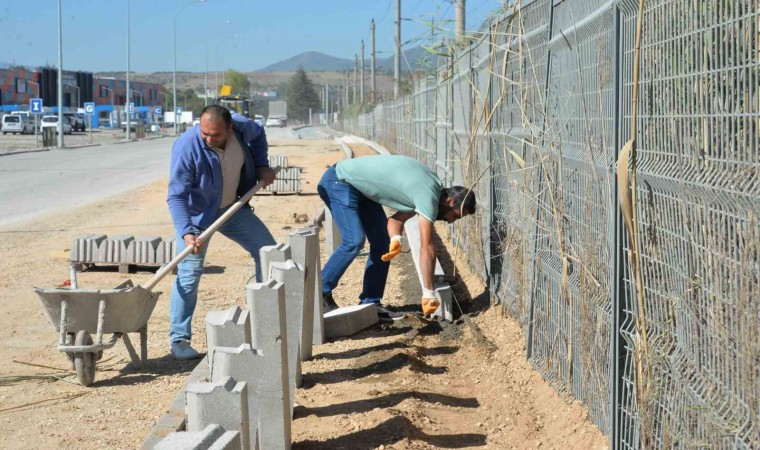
[{"x1": 33, "y1": 168, "x2": 281, "y2": 386}]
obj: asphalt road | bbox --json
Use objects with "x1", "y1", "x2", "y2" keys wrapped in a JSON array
[
  {"x1": 0, "y1": 126, "x2": 304, "y2": 228},
  {"x1": 0, "y1": 137, "x2": 174, "y2": 227}
]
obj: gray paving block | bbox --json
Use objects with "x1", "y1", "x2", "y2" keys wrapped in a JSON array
[
  {"x1": 98, "y1": 235, "x2": 134, "y2": 263},
  {"x1": 269, "y1": 260, "x2": 304, "y2": 394},
  {"x1": 259, "y1": 243, "x2": 291, "y2": 277},
  {"x1": 154, "y1": 424, "x2": 241, "y2": 450},
  {"x1": 246, "y1": 280, "x2": 291, "y2": 450},
  {"x1": 209, "y1": 345, "x2": 265, "y2": 450},
  {"x1": 205, "y1": 307, "x2": 252, "y2": 371},
  {"x1": 287, "y1": 228, "x2": 321, "y2": 357},
  {"x1": 156, "y1": 236, "x2": 177, "y2": 264},
  {"x1": 268, "y1": 154, "x2": 288, "y2": 168},
  {"x1": 403, "y1": 216, "x2": 445, "y2": 281},
  {"x1": 186, "y1": 377, "x2": 250, "y2": 450},
  {"x1": 86, "y1": 234, "x2": 107, "y2": 262},
  {"x1": 70, "y1": 234, "x2": 88, "y2": 262},
  {"x1": 324, "y1": 209, "x2": 341, "y2": 257},
  {"x1": 433, "y1": 283, "x2": 454, "y2": 321},
  {"x1": 302, "y1": 226, "x2": 326, "y2": 346},
  {"x1": 135, "y1": 236, "x2": 162, "y2": 264},
  {"x1": 324, "y1": 304, "x2": 379, "y2": 338}
]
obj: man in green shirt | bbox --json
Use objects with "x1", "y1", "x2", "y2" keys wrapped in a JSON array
[{"x1": 318, "y1": 154, "x2": 476, "y2": 321}]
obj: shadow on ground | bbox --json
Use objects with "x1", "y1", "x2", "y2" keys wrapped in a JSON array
[
  {"x1": 295, "y1": 390, "x2": 479, "y2": 418},
  {"x1": 294, "y1": 415, "x2": 487, "y2": 449}
]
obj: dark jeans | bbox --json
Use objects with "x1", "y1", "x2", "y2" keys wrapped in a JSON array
[{"x1": 318, "y1": 166, "x2": 390, "y2": 304}]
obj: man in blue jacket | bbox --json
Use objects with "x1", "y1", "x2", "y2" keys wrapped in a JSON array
[{"x1": 167, "y1": 105, "x2": 276, "y2": 359}]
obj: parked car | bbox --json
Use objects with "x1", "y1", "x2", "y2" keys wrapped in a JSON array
[
  {"x1": 2, "y1": 114, "x2": 33, "y2": 134},
  {"x1": 265, "y1": 117, "x2": 283, "y2": 128},
  {"x1": 120, "y1": 117, "x2": 145, "y2": 131},
  {"x1": 40, "y1": 115, "x2": 73, "y2": 135},
  {"x1": 63, "y1": 113, "x2": 86, "y2": 132}
]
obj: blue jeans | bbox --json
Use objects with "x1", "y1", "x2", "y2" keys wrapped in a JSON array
[
  {"x1": 169, "y1": 206, "x2": 275, "y2": 344},
  {"x1": 318, "y1": 166, "x2": 390, "y2": 305}
]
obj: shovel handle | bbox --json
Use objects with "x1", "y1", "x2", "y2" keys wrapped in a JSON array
[{"x1": 143, "y1": 166, "x2": 281, "y2": 291}]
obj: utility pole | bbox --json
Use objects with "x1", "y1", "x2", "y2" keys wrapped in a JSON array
[
  {"x1": 394, "y1": 0, "x2": 401, "y2": 98},
  {"x1": 345, "y1": 71, "x2": 350, "y2": 106},
  {"x1": 370, "y1": 19, "x2": 376, "y2": 103},
  {"x1": 326, "y1": 84, "x2": 330, "y2": 126},
  {"x1": 455, "y1": 0, "x2": 465, "y2": 45},
  {"x1": 126, "y1": 0, "x2": 131, "y2": 141},
  {"x1": 353, "y1": 54, "x2": 358, "y2": 104},
  {"x1": 360, "y1": 40, "x2": 365, "y2": 103}
]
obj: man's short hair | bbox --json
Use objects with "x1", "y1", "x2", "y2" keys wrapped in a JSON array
[
  {"x1": 201, "y1": 105, "x2": 232, "y2": 125},
  {"x1": 442, "y1": 186, "x2": 477, "y2": 216}
]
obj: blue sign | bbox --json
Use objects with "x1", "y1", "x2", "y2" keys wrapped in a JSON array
[
  {"x1": 30, "y1": 98, "x2": 43, "y2": 114},
  {"x1": 84, "y1": 102, "x2": 95, "y2": 115},
  {"x1": 128, "y1": 102, "x2": 135, "y2": 113},
  {"x1": 175, "y1": 107, "x2": 183, "y2": 115},
  {"x1": 154, "y1": 105, "x2": 163, "y2": 116}
]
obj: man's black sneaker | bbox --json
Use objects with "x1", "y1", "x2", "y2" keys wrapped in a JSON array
[
  {"x1": 322, "y1": 293, "x2": 340, "y2": 313},
  {"x1": 375, "y1": 304, "x2": 405, "y2": 323}
]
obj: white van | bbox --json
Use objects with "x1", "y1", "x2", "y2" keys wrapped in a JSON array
[
  {"x1": 2, "y1": 114, "x2": 33, "y2": 134},
  {"x1": 10, "y1": 111, "x2": 38, "y2": 132}
]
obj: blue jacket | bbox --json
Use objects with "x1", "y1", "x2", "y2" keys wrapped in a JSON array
[{"x1": 167, "y1": 113, "x2": 269, "y2": 237}]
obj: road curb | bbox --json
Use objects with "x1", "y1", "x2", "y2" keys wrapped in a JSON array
[{"x1": 0, "y1": 148, "x2": 52, "y2": 157}]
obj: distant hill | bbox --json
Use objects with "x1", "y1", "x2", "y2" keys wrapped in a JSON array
[
  {"x1": 256, "y1": 46, "x2": 439, "y2": 73},
  {"x1": 257, "y1": 52, "x2": 354, "y2": 72}
]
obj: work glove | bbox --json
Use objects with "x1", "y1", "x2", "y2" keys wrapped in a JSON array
[
  {"x1": 421, "y1": 289, "x2": 440, "y2": 315},
  {"x1": 380, "y1": 235, "x2": 402, "y2": 262}
]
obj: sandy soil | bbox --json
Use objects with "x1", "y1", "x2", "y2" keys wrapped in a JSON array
[{"x1": 0, "y1": 133, "x2": 607, "y2": 449}]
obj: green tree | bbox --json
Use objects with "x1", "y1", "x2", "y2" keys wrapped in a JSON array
[
  {"x1": 225, "y1": 69, "x2": 250, "y2": 95},
  {"x1": 285, "y1": 66, "x2": 321, "y2": 124}
]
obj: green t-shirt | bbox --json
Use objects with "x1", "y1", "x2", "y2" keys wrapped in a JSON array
[{"x1": 336, "y1": 155, "x2": 442, "y2": 222}]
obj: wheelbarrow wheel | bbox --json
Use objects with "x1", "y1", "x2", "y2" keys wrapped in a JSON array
[{"x1": 74, "y1": 331, "x2": 96, "y2": 386}]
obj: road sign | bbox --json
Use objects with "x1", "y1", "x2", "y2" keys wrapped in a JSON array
[
  {"x1": 175, "y1": 107, "x2": 183, "y2": 115},
  {"x1": 154, "y1": 105, "x2": 163, "y2": 116},
  {"x1": 128, "y1": 102, "x2": 135, "y2": 113},
  {"x1": 84, "y1": 102, "x2": 95, "y2": 115},
  {"x1": 30, "y1": 98, "x2": 43, "y2": 114}
]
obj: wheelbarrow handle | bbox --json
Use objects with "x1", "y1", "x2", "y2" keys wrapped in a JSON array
[{"x1": 142, "y1": 166, "x2": 282, "y2": 292}]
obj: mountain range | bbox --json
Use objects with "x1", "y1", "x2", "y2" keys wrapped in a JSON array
[{"x1": 255, "y1": 46, "x2": 440, "y2": 73}]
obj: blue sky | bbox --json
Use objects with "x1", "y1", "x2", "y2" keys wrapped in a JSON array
[{"x1": 0, "y1": 0, "x2": 504, "y2": 73}]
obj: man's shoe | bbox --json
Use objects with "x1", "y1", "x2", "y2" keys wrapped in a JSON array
[
  {"x1": 170, "y1": 340, "x2": 202, "y2": 360},
  {"x1": 323, "y1": 293, "x2": 340, "y2": 313},
  {"x1": 375, "y1": 304, "x2": 405, "y2": 323}
]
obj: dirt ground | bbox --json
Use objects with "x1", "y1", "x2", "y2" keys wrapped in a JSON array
[{"x1": 0, "y1": 134, "x2": 608, "y2": 449}]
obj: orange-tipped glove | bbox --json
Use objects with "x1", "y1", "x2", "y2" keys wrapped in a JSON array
[
  {"x1": 421, "y1": 289, "x2": 440, "y2": 315},
  {"x1": 381, "y1": 235, "x2": 402, "y2": 262}
]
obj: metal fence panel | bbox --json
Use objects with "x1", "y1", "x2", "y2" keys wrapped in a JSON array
[
  {"x1": 338, "y1": 0, "x2": 759, "y2": 446},
  {"x1": 617, "y1": 0, "x2": 760, "y2": 447}
]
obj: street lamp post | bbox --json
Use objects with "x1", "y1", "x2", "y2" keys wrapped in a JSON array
[
  {"x1": 173, "y1": 0, "x2": 206, "y2": 135},
  {"x1": 126, "y1": 0, "x2": 131, "y2": 140},
  {"x1": 57, "y1": 0, "x2": 64, "y2": 148},
  {"x1": 206, "y1": 19, "x2": 231, "y2": 105},
  {"x1": 216, "y1": 35, "x2": 239, "y2": 93}
]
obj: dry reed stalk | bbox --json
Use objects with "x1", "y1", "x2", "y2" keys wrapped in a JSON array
[{"x1": 616, "y1": 0, "x2": 653, "y2": 429}]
